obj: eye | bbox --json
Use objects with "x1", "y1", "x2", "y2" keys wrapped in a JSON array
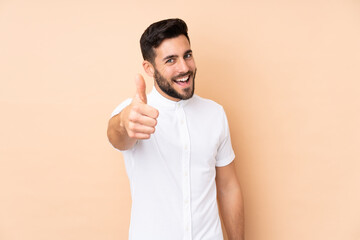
[
  {"x1": 184, "y1": 53, "x2": 192, "y2": 59},
  {"x1": 165, "y1": 58, "x2": 174, "y2": 64}
]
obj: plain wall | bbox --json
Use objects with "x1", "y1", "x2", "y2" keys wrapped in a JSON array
[{"x1": 1, "y1": 0, "x2": 359, "y2": 239}]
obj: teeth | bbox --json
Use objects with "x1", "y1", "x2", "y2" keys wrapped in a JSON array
[{"x1": 176, "y1": 76, "x2": 189, "y2": 82}]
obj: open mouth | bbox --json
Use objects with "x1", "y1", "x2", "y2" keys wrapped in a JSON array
[{"x1": 173, "y1": 75, "x2": 190, "y2": 86}]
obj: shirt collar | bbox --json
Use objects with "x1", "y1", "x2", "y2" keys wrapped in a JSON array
[{"x1": 149, "y1": 86, "x2": 193, "y2": 110}]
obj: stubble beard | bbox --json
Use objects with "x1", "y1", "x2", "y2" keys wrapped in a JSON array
[{"x1": 154, "y1": 68, "x2": 196, "y2": 100}]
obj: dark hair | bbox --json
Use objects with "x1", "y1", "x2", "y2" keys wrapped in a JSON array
[{"x1": 140, "y1": 18, "x2": 190, "y2": 63}]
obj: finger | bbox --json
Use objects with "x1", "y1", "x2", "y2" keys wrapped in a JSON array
[
  {"x1": 135, "y1": 115, "x2": 157, "y2": 127},
  {"x1": 128, "y1": 122, "x2": 155, "y2": 135},
  {"x1": 135, "y1": 74, "x2": 147, "y2": 104},
  {"x1": 130, "y1": 105, "x2": 159, "y2": 123},
  {"x1": 128, "y1": 110, "x2": 157, "y2": 127},
  {"x1": 138, "y1": 104, "x2": 159, "y2": 119},
  {"x1": 131, "y1": 132, "x2": 151, "y2": 140}
]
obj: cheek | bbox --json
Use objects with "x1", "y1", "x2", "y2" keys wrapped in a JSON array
[
  {"x1": 188, "y1": 60, "x2": 196, "y2": 70},
  {"x1": 162, "y1": 67, "x2": 177, "y2": 78}
]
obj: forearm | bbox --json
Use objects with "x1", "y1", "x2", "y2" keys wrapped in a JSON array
[
  {"x1": 107, "y1": 112, "x2": 136, "y2": 151},
  {"x1": 218, "y1": 187, "x2": 244, "y2": 240}
]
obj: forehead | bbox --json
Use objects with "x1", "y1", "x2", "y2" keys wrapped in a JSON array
[{"x1": 154, "y1": 35, "x2": 191, "y2": 60}]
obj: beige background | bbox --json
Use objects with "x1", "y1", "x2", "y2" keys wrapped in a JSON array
[{"x1": 1, "y1": 0, "x2": 360, "y2": 239}]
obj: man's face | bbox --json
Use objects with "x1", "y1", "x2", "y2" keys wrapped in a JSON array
[{"x1": 151, "y1": 35, "x2": 197, "y2": 101}]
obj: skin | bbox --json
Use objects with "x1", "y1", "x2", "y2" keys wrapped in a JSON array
[
  {"x1": 143, "y1": 34, "x2": 196, "y2": 101},
  {"x1": 216, "y1": 162, "x2": 245, "y2": 240},
  {"x1": 107, "y1": 34, "x2": 244, "y2": 239}
]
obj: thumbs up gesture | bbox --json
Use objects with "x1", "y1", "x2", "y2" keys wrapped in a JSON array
[
  {"x1": 134, "y1": 73, "x2": 148, "y2": 104},
  {"x1": 120, "y1": 74, "x2": 159, "y2": 140}
]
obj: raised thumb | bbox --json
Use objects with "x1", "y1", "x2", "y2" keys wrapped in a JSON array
[{"x1": 135, "y1": 74, "x2": 147, "y2": 104}]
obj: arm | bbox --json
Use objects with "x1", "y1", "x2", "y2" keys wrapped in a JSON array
[
  {"x1": 107, "y1": 109, "x2": 137, "y2": 151},
  {"x1": 216, "y1": 161, "x2": 244, "y2": 240},
  {"x1": 107, "y1": 74, "x2": 159, "y2": 151}
]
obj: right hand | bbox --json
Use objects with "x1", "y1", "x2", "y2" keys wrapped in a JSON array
[{"x1": 120, "y1": 74, "x2": 159, "y2": 139}]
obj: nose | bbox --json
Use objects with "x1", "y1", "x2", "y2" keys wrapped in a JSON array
[{"x1": 177, "y1": 58, "x2": 190, "y2": 73}]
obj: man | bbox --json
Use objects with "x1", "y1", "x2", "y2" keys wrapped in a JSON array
[{"x1": 107, "y1": 18, "x2": 244, "y2": 240}]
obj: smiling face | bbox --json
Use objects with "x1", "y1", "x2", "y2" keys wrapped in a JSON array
[{"x1": 143, "y1": 35, "x2": 197, "y2": 101}]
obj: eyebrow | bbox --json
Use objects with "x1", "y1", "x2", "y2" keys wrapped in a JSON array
[
  {"x1": 162, "y1": 54, "x2": 177, "y2": 62},
  {"x1": 184, "y1": 50, "x2": 192, "y2": 55},
  {"x1": 162, "y1": 49, "x2": 193, "y2": 62}
]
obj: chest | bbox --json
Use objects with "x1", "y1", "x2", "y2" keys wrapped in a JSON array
[{"x1": 152, "y1": 108, "x2": 222, "y2": 168}]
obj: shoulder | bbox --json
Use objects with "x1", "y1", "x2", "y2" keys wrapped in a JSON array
[{"x1": 190, "y1": 94, "x2": 225, "y2": 113}]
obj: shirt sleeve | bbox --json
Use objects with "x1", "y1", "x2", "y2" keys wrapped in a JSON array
[
  {"x1": 110, "y1": 98, "x2": 132, "y2": 118},
  {"x1": 215, "y1": 108, "x2": 235, "y2": 167},
  {"x1": 108, "y1": 98, "x2": 133, "y2": 152}
]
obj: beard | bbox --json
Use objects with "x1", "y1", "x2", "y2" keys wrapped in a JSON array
[{"x1": 154, "y1": 68, "x2": 196, "y2": 100}]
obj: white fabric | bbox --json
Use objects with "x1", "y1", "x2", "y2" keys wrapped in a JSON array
[{"x1": 111, "y1": 87, "x2": 235, "y2": 240}]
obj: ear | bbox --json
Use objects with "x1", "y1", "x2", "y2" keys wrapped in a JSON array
[{"x1": 143, "y1": 60, "x2": 155, "y2": 77}]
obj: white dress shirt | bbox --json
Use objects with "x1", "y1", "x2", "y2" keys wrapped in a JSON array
[{"x1": 111, "y1": 87, "x2": 235, "y2": 240}]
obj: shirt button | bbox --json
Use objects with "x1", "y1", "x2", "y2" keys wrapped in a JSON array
[
  {"x1": 184, "y1": 145, "x2": 188, "y2": 150},
  {"x1": 181, "y1": 119, "x2": 184, "y2": 125},
  {"x1": 184, "y1": 171, "x2": 188, "y2": 176}
]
